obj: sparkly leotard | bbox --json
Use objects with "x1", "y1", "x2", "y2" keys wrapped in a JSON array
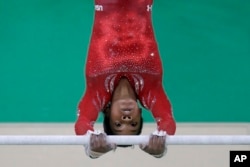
[{"x1": 75, "y1": 0, "x2": 176, "y2": 135}]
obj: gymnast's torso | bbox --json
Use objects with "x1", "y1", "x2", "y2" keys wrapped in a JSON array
[{"x1": 86, "y1": 0, "x2": 162, "y2": 78}]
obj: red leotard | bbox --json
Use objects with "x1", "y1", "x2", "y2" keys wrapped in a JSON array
[{"x1": 75, "y1": 0, "x2": 176, "y2": 135}]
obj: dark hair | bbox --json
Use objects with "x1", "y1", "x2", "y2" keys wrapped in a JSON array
[{"x1": 102, "y1": 106, "x2": 143, "y2": 147}]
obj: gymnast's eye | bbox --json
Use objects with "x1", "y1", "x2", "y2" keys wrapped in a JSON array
[
  {"x1": 131, "y1": 122, "x2": 137, "y2": 127},
  {"x1": 115, "y1": 122, "x2": 121, "y2": 127}
]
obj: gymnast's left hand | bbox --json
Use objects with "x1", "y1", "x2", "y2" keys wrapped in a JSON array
[{"x1": 139, "y1": 133, "x2": 167, "y2": 158}]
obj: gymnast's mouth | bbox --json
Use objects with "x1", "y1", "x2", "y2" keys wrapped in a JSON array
[
  {"x1": 120, "y1": 108, "x2": 136, "y2": 115},
  {"x1": 121, "y1": 108, "x2": 132, "y2": 112}
]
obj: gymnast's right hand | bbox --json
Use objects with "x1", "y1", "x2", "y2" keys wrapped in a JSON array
[
  {"x1": 90, "y1": 133, "x2": 116, "y2": 153},
  {"x1": 85, "y1": 132, "x2": 116, "y2": 158}
]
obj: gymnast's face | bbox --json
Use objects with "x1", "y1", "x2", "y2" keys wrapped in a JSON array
[{"x1": 109, "y1": 98, "x2": 141, "y2": 135}]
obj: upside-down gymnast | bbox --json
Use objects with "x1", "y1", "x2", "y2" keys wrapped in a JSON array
[{"x1": 75, "y1": 0, "x2": 176, "y2": 158}]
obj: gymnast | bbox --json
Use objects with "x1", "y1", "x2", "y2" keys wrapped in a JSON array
[{"x1": 75, "y1": 0, "x2": 176, "y2": 158}]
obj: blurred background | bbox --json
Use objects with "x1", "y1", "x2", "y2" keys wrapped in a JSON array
[{"x1": 0, "y1": 0, "x2": 249, "y2": 166}]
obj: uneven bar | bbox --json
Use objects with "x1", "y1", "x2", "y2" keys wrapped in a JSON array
[{"x1": 0, "y1": 135, "x2": 250, "y2": 145}]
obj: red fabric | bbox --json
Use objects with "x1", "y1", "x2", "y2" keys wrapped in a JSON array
[{"x1": 75, "y1": 0, "x2": 176, "y2": 135}]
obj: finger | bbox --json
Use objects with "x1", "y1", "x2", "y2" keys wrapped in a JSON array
[
  {"x1": 96, "y1": 133, "x2": 112, "y2": 149},
  {"x1": 91, "y1": 134, "x2": 104, "y2": 148},
  {"x1": 90, "y1": 134, "x2": 95, "y2": 148},
  {"x1": 150, "y1": 135, "x2": 165, "y2": 149},
  {"x1": 90, "y1": 134, "x2": 99, "y2": 148},
  {"x1": 147, "y1": 135, "x2": 153, "y2": 149},
  {"x1": 98, "y1": 133, "x2": 107, "y2": 147},
  {"x1": 150, "y1": 135, "x2": 159, "y2": 145},
  {"x1": 156, "y1": 135, "x2": 166, "y2": 147},
  {"x1": 139, "y1": 143, "x2": 147, "y2": 150},
  {"x1": 148, "y1": 135, "x2": 158, "y2": 149},
  {"x1": 109, "y1": 143, "x2": 117, "y2": 150}
]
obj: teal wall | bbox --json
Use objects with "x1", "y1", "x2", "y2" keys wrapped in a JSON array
[{"x1": 0, "y1": 0, "x2": 249, "y2": 122}]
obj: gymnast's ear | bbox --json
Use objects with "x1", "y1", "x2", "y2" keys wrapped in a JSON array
[
  {"x1": 105, "y1": 108, "x2": 111, "y2": 117},
  {"x1": 102, "y1": 103, "x2": 111, "y2": 117}
]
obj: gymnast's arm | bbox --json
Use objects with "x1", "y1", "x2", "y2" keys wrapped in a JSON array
[
  {"x1": 75, "y1": 90, "x2": 98, "y2": 135},
  {"x1": 139, "y1": 83, "x2": 176, "y2": 158},
  {"x1": 75, "y1": 74, "x2": 110, "y2": 135},
  {"x1": 149, "y1": 85, "x2": 176, "y2": 135},
  {"x1": 75, "y1": 83, "x2": 115, "y2": 158}
]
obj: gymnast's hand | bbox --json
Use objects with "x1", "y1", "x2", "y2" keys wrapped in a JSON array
[
  {"x1": 139, "y1": 131, "x2": 167, "y2": 158},
  {"x1": 89, "y1": 133, "x2": 116, "y2": 153},
  {"x1": 85, "y1": 132, "x2": 117, "y2": 158}
]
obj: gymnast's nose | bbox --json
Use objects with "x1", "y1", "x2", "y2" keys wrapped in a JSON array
[{"x1": 121, "y1": 115, "x2": 132, "y2": 121}]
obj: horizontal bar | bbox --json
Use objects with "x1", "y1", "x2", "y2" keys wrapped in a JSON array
[{"x1": 0, "y1": 135, "x2": 250, "y2": 145}]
